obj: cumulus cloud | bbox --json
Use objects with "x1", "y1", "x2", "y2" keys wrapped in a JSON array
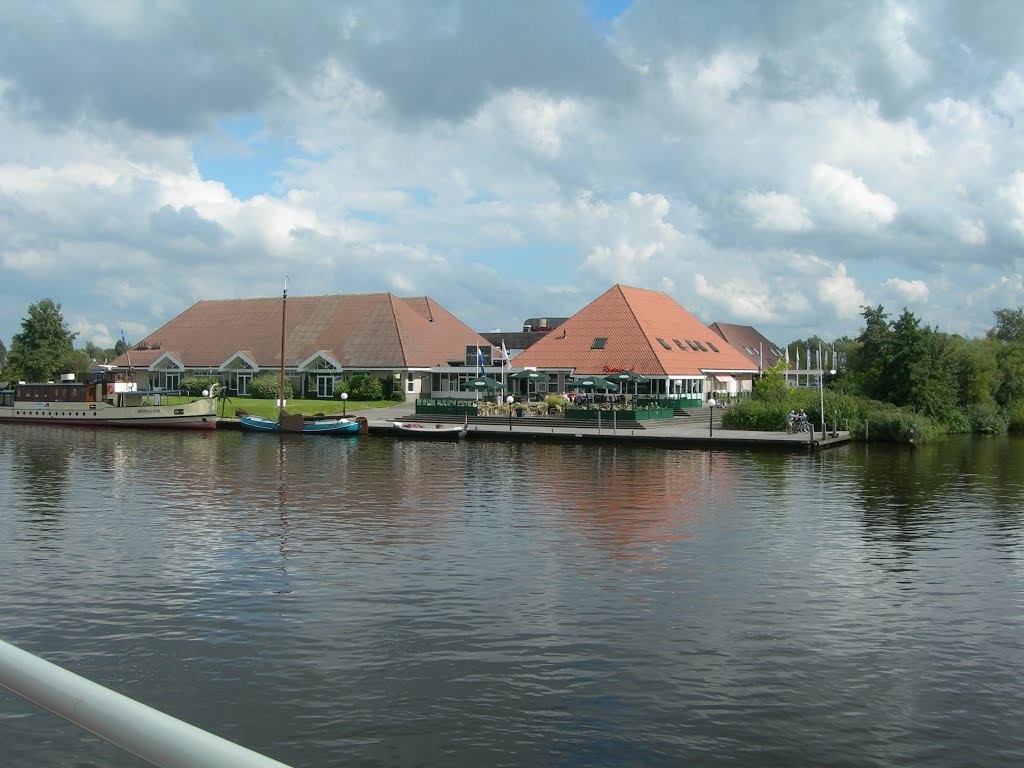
[
  {"x1": 818, "y1": 264, "x2": 868, "y2": 319},
  {"x1": 1, "y1": 1, "x2": 1023, "y2": 347},
  {"x1": 739, "y1": 191, "x2": 813, "y2": 231},
  {"x1": 808, "y1": 164, "x2": 898, "y2": 231},
  {"x1": 881, "y1": 277, "x2": 930, "y2": 303}
]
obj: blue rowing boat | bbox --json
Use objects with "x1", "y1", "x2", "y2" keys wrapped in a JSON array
[{"x1": 240, "y1": 413, "x2": 360, "y2": 435}]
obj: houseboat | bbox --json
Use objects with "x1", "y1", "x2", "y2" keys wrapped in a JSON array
[{"x1": 0, "y1": 371, "x2": 217, "y2": 429}]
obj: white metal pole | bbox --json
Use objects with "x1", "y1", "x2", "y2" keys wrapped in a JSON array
[
  {"x1": 818, "y1": 341, "x2": 825, "y2": 433},
  {"x1": 0, "y1": 638, "x2": 293, "y2": 768}
]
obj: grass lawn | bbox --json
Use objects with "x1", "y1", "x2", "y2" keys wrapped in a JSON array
[{"x1": 213, "y1": 396, "x2": 399, "y2": 419}]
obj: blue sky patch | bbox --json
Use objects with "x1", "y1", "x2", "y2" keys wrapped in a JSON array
[
  {"x1": 194, "y1": 116, "x2": 300, "y2": 201},
  {"x1": 584, "y1": 0, "x2": 632, "y2": 26}
]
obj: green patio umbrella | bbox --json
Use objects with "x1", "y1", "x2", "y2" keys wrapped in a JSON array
[
  {"x1": 507, "y1": 369, "x2": 548, "y2": 382},
  {"x1": 507, "y1": 369, "x2": 547, "y2": 400},
  {"x1": 566, "y1": 375, "x2": 620, "y2": 391},
  {"x1": 602, "y1": 370, "x2": 649, "y2": 396},
  {"x1": 460, "y1": 375, "x2": 506, "y2": 391}
]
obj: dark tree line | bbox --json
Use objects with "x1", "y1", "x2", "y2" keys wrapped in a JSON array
[{"x1": 794, "y1": 304, "x2": 1024, "y2": 430}]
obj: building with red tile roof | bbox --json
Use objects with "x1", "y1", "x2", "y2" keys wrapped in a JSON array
[
  {"x1": 708, "y1": 322, "x2": 785, "y2": 374},
  {"x1": 511, "y1": 285, "x2": 758, "y2": 403},
  {"x1": 111, "y1": 292, "x2": 494, "y2": 400}
]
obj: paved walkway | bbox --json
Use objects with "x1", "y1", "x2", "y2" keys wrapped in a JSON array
[{"x1": 348, "y1": 401, "x2": 849, "y2": 451}]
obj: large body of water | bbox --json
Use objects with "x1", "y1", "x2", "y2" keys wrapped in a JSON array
[{"x1": 1, "y1": 425, "x2": 1022, "y2": 767}]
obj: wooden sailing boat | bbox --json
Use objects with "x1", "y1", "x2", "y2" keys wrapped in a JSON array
[{"x1": 239, "y1": 280, "x2": 360, "y2": 435}]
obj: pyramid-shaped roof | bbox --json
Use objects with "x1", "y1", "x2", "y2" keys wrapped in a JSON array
[
  {"x1": 111, "y1": 293, "x2": 490, "y2": 370},
  {"x1": 513, "y1": 285, "x2": 757, "y2": 376}
]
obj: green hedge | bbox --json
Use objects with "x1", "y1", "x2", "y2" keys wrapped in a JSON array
[
  {"x1": 341, "y1": 373, "x2": 384, "y2": 401},
  {"x1": 180, "y1": 376, "x2": 218, "y2": 397},
  {"x1": 249, "y1": 373, "x2": 294, "y2": 400}
]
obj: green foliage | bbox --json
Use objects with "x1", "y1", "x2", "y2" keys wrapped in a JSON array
[
  {"x1": 4, "y1": 299, "x2": 79, "y2": 381},
  {"x1": 1005, "y1": 401, "x2": 1024, "y2": 432},
  {"x1": 342, "y1": 373, "x2": 384, "y2": 401},
  {"x1": 180, "y1": 376, "x2": 219, "y2": 397},
  {"x1": 0, "y1": 337, "x2": 8, "y2": 370},
  {"x1": 249, "y1": 373, "x2": 294, "y2": 400},
  {"x1": 721, "y1": 399, "x2": 791, "y2": 431},
  {"x1": 751, "y1": 359, "x2": 790, "y2": 403},
  {"x1": 987, "y1": 306, "x2": 1024, "y2": 342},
  {"x1": 961, "y1": 403, "x2": 1008, "y2": 434}
]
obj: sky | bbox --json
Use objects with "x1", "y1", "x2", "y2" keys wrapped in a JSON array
[{"x1": 1, "y1": 0, "x2": 1023, "y2": 350}]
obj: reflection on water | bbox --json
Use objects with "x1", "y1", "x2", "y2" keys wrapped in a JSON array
[{"x1": 1, "y1": 428, "x2": 1023, "y2": 766}]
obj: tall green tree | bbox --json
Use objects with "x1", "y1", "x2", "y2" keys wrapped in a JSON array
[
  {"x1": 987, "y1": 306, "x2": 1024, "y2": 342},
  {"x1": 849, "y1": 305, "x2": 891, "y2": 399},
  {"x1": 986, "y1": 307, "x2": 1024, "y2": 408},
  {"x1": 4, "y1": 299, "x2": 79, "y2": 381},
  {"x1": 0, "y1": 338, "x2": 6, "y2": 371}
]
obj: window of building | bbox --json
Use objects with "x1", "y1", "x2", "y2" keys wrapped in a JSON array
[
  {"x1": 592, "y1": 338, "x2": 608, "y2": 349},
  {"x1": 706, "y1": 341, "x2": 720, "y2": 352},
  {"x1": 656, "y1": 338, "x2": 672, "y2": 350},
  {"x1": 673, "y1": 339, "x2": 687, "y2": 351},
  {"x1": 685, "y1": 340, "x2": 700, "y2": 351},
  {"x1": 694, "y1": 341, "x2": 708, "y2": 351}
]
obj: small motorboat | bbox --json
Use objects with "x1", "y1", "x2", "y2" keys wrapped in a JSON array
[{"x1": 393, "y1": 422, "x2": 467, "y2": 439}]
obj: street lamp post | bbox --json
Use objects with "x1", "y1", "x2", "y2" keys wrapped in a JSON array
[
  {"x1": 340, "y1": 391, "x2": 348, "y2": 417},
  {"x1": 708, "y1": 397, "x2": 716, "y2": 438},
  {"x1": 506, "y1": 395, "x2": 515, "y2": 431}
]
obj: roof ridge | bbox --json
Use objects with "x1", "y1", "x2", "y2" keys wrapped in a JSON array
[
  {"x1": 386, "y1": 293, "x2": 409, "y2": 367},
  {"x1": 617, "y1": 285, "x2": 663, "y2": 367}
]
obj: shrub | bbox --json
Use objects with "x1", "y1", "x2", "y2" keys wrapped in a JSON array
[
  {"x1": 343, "y1": 373, "x2": 384, "y2": 401},
  {"x1": 249, "y1": 373, "x2": 294, "y2": 400},
  {"x1": 1005, "y1": 400, "x2": 1024, "y2": 432},
  {"x1": 962, "y1": 403, "x2": 1008, "y2": 434},
  {"x1": 180, "y1": 376, "x2": 218, "y2": 397},
  {"x1": 721, "y1": 400, "x2": 791, "y2": 431}
]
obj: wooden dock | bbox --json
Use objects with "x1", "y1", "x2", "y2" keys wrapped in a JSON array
[
  {"x1": 365, "y1": 410, "x2": 850, "y2": 451},
  {"x1": 217, "y1": 406, "x2": 850, "y2": 450}
]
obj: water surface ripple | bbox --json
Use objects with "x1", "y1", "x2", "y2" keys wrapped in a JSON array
[{"x1": 1, "y1": 426, "x2": 1023, "y2": 766}]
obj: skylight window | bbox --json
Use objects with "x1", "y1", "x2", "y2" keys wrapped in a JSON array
[
  {"x1": 592, "y1": 337, "x2": 608, "y2": 349},
  {"x1": 707, "y1": 341, "x2": 720, "y2": 352},
  {"x1": 695, "y1": 341, "x2": 708, "y2": 351},
  {"x1": 685, "y1": 340, "x2": 700, "y2": 351},
  {"x1": 673, "y1": 339, "x2": 687, "y2": 351},
  {"x1": 656, "y1": 337, "x2": 672, "y2": 350}
]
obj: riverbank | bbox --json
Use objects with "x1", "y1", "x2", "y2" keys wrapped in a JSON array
[{"x1": 218, "y1": 400, "x2": 850, "y2": 451}]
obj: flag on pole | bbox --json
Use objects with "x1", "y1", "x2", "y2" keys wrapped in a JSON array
[
  {"x1": 121, "y1": 326, "x2": 133, "y2": 371},
  {"x1": 785, "y1": 345, "x2": 790, "y2": 368},
  {"x1": 476, "y1": 344, "x2": 485, "y2": 376},
  {"x1": 501, "y1": 340, "x2": 511, "y2": 367}
]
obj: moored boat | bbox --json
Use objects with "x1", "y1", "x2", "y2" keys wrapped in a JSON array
[
  {"x1": 240, "y1": 412, "x2": 361, "y2": 435},
  {"x1": 393, "y1": 421, "x2": 467, "y2": 439},
  {"x1": 238, "y1": 278, "x2": 362, "y2": 437},
  {"x1": 0, "y1": 372, "x2": 217, "y2": 429}
]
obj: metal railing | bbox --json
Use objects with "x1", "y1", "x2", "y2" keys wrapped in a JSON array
[{"x1": 0, "y1": 638, "x2": 293, "y2": 768}]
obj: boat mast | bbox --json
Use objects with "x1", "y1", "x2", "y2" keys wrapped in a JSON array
[{"x1": 279, "y1": 277, "x2": 288, "y2": 422}]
